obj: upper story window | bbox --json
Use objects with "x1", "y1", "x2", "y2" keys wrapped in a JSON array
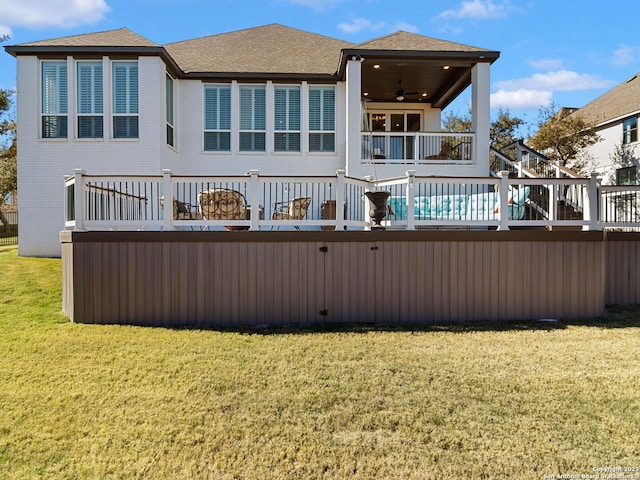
[
  {"x1": 77, "y1": 61, "x2": 103, "y2": 138},
  {"x1": 309, "y1": 86, "x2": 335, "y2": 152},
  {"x1": 274, "y1": 86, "x2": 300, "y2": 152},
  {"x1": 204, "y1": 84, "x2": 231, "y2": 151},
  {"x1": 239, "y1": 85, "x2": 266, "y2": 152},
  {"x1": 112, "y1": 62, "x2": 138, "y2": 139},
  {"x1": 41, "y1": 61, "x2": 68, "y2": 139},
  {"x1": 166, "y1": 74, "x2": 175, "y2": 147},
  {"x1": 623, "y1": 117, "x2": 638, "y2": 145}
]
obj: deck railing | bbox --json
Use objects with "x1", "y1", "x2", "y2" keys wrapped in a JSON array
[
  {"x1": 361, "y1": 132, "x2": 474, "y2": 165},
  {"x1": 64, "y1": 169, "x2": 640, "y2": 232}
]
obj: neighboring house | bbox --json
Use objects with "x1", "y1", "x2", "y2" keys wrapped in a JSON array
[
  {"x1": 4, "y1": 24, "x2": 498, "y2": 257},
  {"x1": 572, "y1": 72, "x2": 640, "y2": 184},
  {"x1": 1, "y1": 191, "x2": 16, "y2": 213}
]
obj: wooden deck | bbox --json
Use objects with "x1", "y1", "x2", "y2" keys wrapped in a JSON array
[{"x1": 60, "y1": 230, "x2": 640, "y2": 328}]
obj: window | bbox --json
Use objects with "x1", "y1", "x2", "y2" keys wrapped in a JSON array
[
  {"x1": 166, "y1": 74, "x2": 175, "y2": 147},
  {"x1": 203, "y1": 85, "x2": 231, "y2": 151},
  {"x1": 623, "y1": 117, "x2": 638, "y2": 145},
  {"x1": 112, "y1": 62, "x2": 138, "y2": 138},
  {"x1": 77, "y1": 62, "x2": 103, "y2": 138},
  {"x1": 309, "y1": 86, "x2": 335, "y2": 152},
  {"x1": 41, "y1": 61, "x2": 68, "y2": 138},
  {"x1": 239, "y1": 85, "x2": 266, "y2": 152},
  {"x1": 274, "y1": 86, "x2": 300, "y2": 152},
  {"x1": 617, "y1": 166, "x2": 637, "y2": 185}
]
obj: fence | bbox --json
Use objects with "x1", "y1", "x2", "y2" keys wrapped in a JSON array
[
  {"x1": 0, "y1": 211, "x2": 18, "y2": 246},
  {"x1": 64, "y1": 170, "x2": 640, "y2": 232}
]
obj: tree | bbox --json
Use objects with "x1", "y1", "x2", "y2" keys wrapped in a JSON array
[
  {"x1": 0, "y1": 35, "x2": 17, "y2": 232},
  {"x1": 490, "y1": 107, "x2": 526, "y2": 150},
  {"x1": 442, "y1": 109, "x2": 472, "y2": 133},
  {"x1": 527, "y1": 103, "x2": 600, "y2": 174},
  {"x1": 442, "y1": 107, "x2": 526, "y2": 149}
]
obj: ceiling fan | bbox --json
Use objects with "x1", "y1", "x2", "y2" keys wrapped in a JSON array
[{"x1": 395, "y1": 80, "x2": 418, "y2": 102}]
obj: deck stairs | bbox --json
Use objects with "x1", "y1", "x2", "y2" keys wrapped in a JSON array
[{"x1": 489, "y1": 140, "x2": 584, "y2": 224}]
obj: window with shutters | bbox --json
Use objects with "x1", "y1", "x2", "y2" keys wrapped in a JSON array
[
  {"x1": 166, "y1": 74, "x2": 175, "y2": 147},
  {"x1": 112, "y1": 62, "x2": 138, "y2": 139},
  {"x1": 77, "y1": 61, "x2": 103, "y2": 138},
  {"x1": 239, "y1": 85, "x2": 266, "y2": 152},
  {"x1": 274, "y1": 86, "x2": 300, "y2": 152},
  {"x1": 309, "y1": 86, "x2": 335, "y2": 152},
  {"x1": 203, "y1": 85, "x2": 231, "y2": 151},
  {"x1": 41, "y1": 61, "x2": 68, "y2": 139}
]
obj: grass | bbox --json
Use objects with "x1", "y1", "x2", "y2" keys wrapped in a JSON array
[{"x1": 1, "y1": 245, "x2": 640, "y2": 479}]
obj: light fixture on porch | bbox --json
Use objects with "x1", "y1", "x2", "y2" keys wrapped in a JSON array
[
  {"x1": 443, "y1": 65, "x2": 451, "y2": 70},
  {"x1": 373, "y1": 64, "x2": 381, "y2": 69}
]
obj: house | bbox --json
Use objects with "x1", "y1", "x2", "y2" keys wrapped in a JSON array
[
  {"x1": 571, "y1": 72, "x2": 640, "y2": 184},
  {"x1": 4, "y1": 24, "x2": 499, "y2": 257}
]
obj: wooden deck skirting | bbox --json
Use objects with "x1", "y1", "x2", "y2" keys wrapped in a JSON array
[{"x1": 60, "y1": 230, "x2": 638, "y2": 328}]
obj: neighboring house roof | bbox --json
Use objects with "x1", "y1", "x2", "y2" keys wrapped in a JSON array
[
  {"x1": 574, "y1": 73, "x2": 640, "y2": 126},
  {"x1": 164, "y1": 24, "x2": 353, "y2": 76}
]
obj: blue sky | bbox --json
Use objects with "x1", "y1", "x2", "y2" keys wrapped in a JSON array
[{"x1": 1, "y1": 0, "x2": 639, "y2": 131}]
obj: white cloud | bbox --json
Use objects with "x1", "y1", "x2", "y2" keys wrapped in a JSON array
[
  {"x1": 392, "y1": 22, "x2": 419, "y2": 33},
  {"x1": 611, "y1": 44, "x2": 640, "y2": 67},
  {"x1": 490, "y1": 88, "x2": 552, "y2": 110},
  {"x1": 338, "y1": 18, "x2": 385, "y2": 34},
  {"x1": 439, "y1": 0, "x2": 509, "y2": 20},
  {"x1": 528, "y1": 58, "x2": 564, "y2": 71},
  {"x1": 0, "y1": 25, "x2": 12, "y2": 38},
  {"x1": 0, "y1": 0, "x2": 109, "y2": 29},
  {"x1": 494, "y1": 69, "x2": 614, "y2": 92},
  {"x1": 337, "y1": 18, "x2": 418, "y2": 35},
  {"x1": 287, "y1": 0, "x2": 346, "y2": 11}
]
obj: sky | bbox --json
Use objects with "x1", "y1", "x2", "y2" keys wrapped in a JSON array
[{"x1": 1, "y1": 0, "x2": 639, "y2": 134}]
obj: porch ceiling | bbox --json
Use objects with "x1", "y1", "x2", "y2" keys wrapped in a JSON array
[{"x1": 359, "y1": 56, "x2": 480, "y2": 109}]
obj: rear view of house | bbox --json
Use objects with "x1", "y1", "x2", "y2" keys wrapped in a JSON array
[{"x1": 5, "y1": 24, "x2": 498, "y2": 257}]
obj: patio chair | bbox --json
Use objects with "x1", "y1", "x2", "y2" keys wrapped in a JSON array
[
  {"x1": 198, "y1": 188, "x2": 247, "y2": 225},
  {"x1": 272, "y1": 197, "x2": 312, "y2": 230},
  {"x1": 159, "y1": 197, "x2": 201, "y2": 228}
]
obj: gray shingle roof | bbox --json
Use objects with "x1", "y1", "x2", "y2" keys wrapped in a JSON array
[
  {"x1": 7, "y1": 24, "x2": 498, "y2": 78},
  {"x1": 18, "y1": 27, "x2": 158, "y2": 47},
  {"x1": 575, "y1": 73, "x2": 640, "y2": 125},
  {"x1": 164, "y1": 24, "x2": 353, "y2": 75},
  {"x1": 353, "y1": 31, "x2": 491, "y2": 53}
]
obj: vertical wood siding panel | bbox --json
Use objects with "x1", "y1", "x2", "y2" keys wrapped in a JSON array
[{"x1": 61, "y1": 232, "x2": 629, "y2": 328}]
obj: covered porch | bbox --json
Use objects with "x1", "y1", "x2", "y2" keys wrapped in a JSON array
[{"x1": 340, "y1": 33, "x2": 497, "y2": 178}]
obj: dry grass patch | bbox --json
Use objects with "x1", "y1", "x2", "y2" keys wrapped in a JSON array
[{"x1": 1, "y1": 246, "x2": 640, "y2": 479}]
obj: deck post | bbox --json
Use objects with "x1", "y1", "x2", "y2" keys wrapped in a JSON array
[
  {"x1": 583, "y1": 172, "x2": 601, "y2": 231},
  {"x1": 162, "y1": 169, "x2": 172, "y2": 231},
  {"x1": 497, "y1": 170, "x2": 510, "y2": 231},
  {"x1": 406, "y1": 170, "x2": 416, "y2": 231},
  {"x1": 336, "y1": 169, "x2": 345, "y2": 231},
  {"x1": 248, "y1": 169, "x2": 261, "y2": 230},
  {"x1": 73, "y1": 169, "x2": 86, "y2": 231}
]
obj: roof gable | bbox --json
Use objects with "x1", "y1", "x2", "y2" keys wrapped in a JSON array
[
  {"x1": 164, "y1": 24, "x2": 353, "y2": 76},
  {"x1": 353, "y1": 31, "x2": 492, "y2": 53},
  {"x1": 17, "y1": 27, "x2": 158, "y2": 48},
  {"x1": 575, "y1": 73, "x2": 640, "y2": 125}
]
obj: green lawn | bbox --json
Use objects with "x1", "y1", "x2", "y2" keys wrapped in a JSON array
[{"x1": 1, "y1": 245, "x2": 639, "y2": 479}]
